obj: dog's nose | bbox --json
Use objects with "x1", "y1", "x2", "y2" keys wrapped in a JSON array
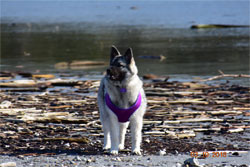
[{"x1": 107, "y1": 69, "x2": 111, "y2": 75}]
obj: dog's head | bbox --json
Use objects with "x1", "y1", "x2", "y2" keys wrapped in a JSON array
[{"x1": 106, "y1": 45, "x2": 138, "y2": 82}]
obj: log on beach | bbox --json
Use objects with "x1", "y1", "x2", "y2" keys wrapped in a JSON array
[{"x1": 191, "y1": 24, "x2": 250, "y2": 29}]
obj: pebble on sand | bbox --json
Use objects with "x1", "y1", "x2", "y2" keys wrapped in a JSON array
[{"x1": 0, "y1": 162, "x2": 16, "y2": 167}]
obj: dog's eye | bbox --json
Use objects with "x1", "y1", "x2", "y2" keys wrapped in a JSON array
[{"x1": 118, "y1": 64, "x2": 125, "y2": 68}]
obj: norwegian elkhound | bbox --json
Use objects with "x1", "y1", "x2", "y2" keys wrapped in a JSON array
[{"x1": 97, "y1": 45, "x2": 147, "y2": 155}]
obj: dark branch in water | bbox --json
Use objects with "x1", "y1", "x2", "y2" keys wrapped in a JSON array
[{"x1": 191, "y1": 24, "x2": 250, "y2": 29}]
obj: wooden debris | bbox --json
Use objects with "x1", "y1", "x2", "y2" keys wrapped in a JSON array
[
  {"x1": 0, "y1": 87, "x2": 46, "y2": 92},
  {"x1": 179, "y1": 118, "x2": 223, "y2": 123},
  {"x1": 176, "y1": 130, "x2": 196, "y2": 139},
  {"x1": 143, "y1": 74, "x2": 162, "y2": 80},
  {"x1": 182, "y1": 82, "x2": 211, "y2": 89},
  {"x1": 172, "y1": 111, "x2": 205, "y2": 115},
  {"x1": 43, "y1": 137, "x2": 89, "y2": 143},
  {"x1": 0, "y1": 108, "x2": 42, "y2": 115},
  {"x1": 54, "y1": 62, "x2": 69, "y2": 69},
  {"x1": 167, "y1": 99, "x2": 208, "y2": 105},
  {"x1": 144, "y1": 131, "x2": 166, "y2": 135},
  {"x1": 49, "y1": 105, "x2": 72, "y2": 109},
  {"x1": 69, "y1": 61, "x2": 107, "y2": 70},
  {"x1": 208, "y1": 110, "x2": 242, "y2": 115},
  {"x1": 193, "y1": 128, "x2": 221, "y2": 132},
  {"x1": 70, "y1": 60, "x2": 107, "y2": 66},
  {"x1": 215, "y1": 100, "x2": 234, "y2": 105},
  {"x1": 200, "y1": 70, "x2": 250, "y2": 82},
  {"x1": 143, "y1": 121, "x2": 162, "y2": 124},
  {"x1": 146, "y1": 91, "x2": 203, "y2": 97},
  {"x1": 54, "y1": 61, "x2": 107, "y2": 70},
  {"x1": 0, "y1": 101, "x2": 12, "y2": 109},
  {"x1": 191, "y1": 24, "x2": 250, "y2": 29},
  {"x1": 144, "y1": 130, "x2": 196, "y2": 139},
  {"x1": 0, "y1": 80, "x2": 38, "y2": 87},
  {"x1": 40, "y1": 78, "x2": 81, "y2": 86},
  {"x1": 32, "y1": 74, "x2": 55, "y2": 79},
  {"x1": 20, "y1": 112, "x2": 88, "y2": 124},
  {"x1": 233, "y1": 107, "x2": 250, "y2": 110},
  {"x1": 147, "y1": 100, "x2": 167, "y2": 104},
  {"x1": 0, "y1": 72, "x2": 249, "y2": 155},
  {"x1": 228, "y1": 128, "x2": 244, "y2": 133},
  {"x1": 56, "y1": 100, "x2": 87, "y2": 103},
  {"x1": 0, "y1": 77, "x2": 12, "y2": 80}
]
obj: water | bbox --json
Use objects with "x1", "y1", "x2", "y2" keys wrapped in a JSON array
[
  {"x1": 1, "y1": 0, "x2": 249, "y2": 84},
  {"x1": 1, "y1": 1, "x2": 249, "y2": 27}
]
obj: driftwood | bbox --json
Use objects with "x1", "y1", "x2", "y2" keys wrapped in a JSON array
[
  {"x1": 0, "y1": 87, "x2": 46, "y2": 92},
  {"x1": 54, "y1": 61, "x2": 107, "y2": 70},
  {"x1": 176, "y1": 132, "x2": 196, "y2": 139},
  {"x1": 233, "y1": 107, "x2": 250, "y2": 110},
  {"x1": 0, "y1": 101, "x2": 12, "y2": 109},
  {"x1": 0, "y1": 80, "x2": 41, "y2": 88},
  {"x1": 215, "y1": 100, "x2": 234, "y2": 105},
  {"x1": 0, "y1": 77, "x2": 12, "y2": 80},
  {"x1": 144, "y1": 130, "x2": 195, "y2": 139},
  {"x1": 201, "y1": 70, "x2": 250, "y2": 82},
  {"x1": 193, "y1": 128, "x2": 221, "y2": 132},
  {"x1": 43, "y1": 137, "x2": 89, "y2": 143},
  {"x1": 167, "y1": 99, "x2": 208, "y2": 105},
  {"x1": 146, "y1": 91, "x2": 203, "y2": 97},
  {"x1": 0, "y1": 79, "x2": 83, "y2": 88},
  {"x1": 0, "y1": 108, "x2": 42, "y2": 115},
  {"x1": 32, "y1": 74, "x2": 55, "y2": 79},
  {"x1": 179, "y1": 118, "x2": 224, "y2": 123},
  {"x1": 228, "y1": 128, "x2": 244, "y2": 133},
  {"x1": 70, "y1": 60, "x2": 107, "y2": 66},
  {"x1": 191, "y1": 24, "x2": 250, "y2": 29},
  {"x1": 208, "y1": 110, "x2": 242, "y2": 115}
]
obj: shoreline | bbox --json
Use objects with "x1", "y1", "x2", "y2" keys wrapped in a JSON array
[{"x1": 0, "y1": 153, "x2": 249, "y2": 167}]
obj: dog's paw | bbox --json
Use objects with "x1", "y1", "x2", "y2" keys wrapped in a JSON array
[
  {"x1": 110, "y1": 150, "x2": 119, "y2": 155},
  {"x1": 118, "y1": 144, "x2": 124, "y2": 150},
  {"x1": 132, "y1": 148, "x2": 142, "y2": 156},
  {"x1": 103, "y1": 145, "x2": 111, "y2": 150}
]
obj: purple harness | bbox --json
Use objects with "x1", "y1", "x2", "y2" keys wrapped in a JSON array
[{"x1": 105, "y1": 92, "x2": 142, "y2": 123}]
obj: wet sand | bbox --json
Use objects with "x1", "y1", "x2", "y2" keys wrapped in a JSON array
[{"x1": 0, "y1": 153, "x2": 250, "y2": 167}]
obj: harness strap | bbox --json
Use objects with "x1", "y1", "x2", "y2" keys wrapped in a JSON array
[{"x1": 105, "y1": 92, "x2": 142, "y2": 122}]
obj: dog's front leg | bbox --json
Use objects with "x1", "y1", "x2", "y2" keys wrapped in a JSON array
[
  {"x1": 130, "y1": 117, "x2": 143, "y2": 155},
  {"x1": 110, "y1": 115, "x2": 120, "y2": 155},
  {"x1": 119, "y1": 122, "x2": 129, "y2": 150},
  {"x1": 102, "y1": 117, "x2": 111, "y2": 150}
]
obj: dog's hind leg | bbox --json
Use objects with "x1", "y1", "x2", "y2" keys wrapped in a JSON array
[{"x1": 119, "y1": 122, "x2": 129, "y2": 150}]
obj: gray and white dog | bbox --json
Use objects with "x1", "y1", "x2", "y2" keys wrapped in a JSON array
[{"x1": 98, "y1": 45, "x2": 147, "y2": 155}]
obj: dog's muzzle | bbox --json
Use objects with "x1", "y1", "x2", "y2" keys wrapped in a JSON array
[{"x1": 107, "y1": 66, "x2": 125, "y2": 81}]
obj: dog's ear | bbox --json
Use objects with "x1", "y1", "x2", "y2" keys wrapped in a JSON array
[
  {"x1": 124, "y1": 47, "x2": 134, "y2": 65},
  {"x1": 110, "y1": 45, "x2": 120, "y2": 64}
]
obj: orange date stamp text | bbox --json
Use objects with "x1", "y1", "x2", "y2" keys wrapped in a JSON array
[{"x1": 190, "y1": 151, "x2": 227, "y2": 158}]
